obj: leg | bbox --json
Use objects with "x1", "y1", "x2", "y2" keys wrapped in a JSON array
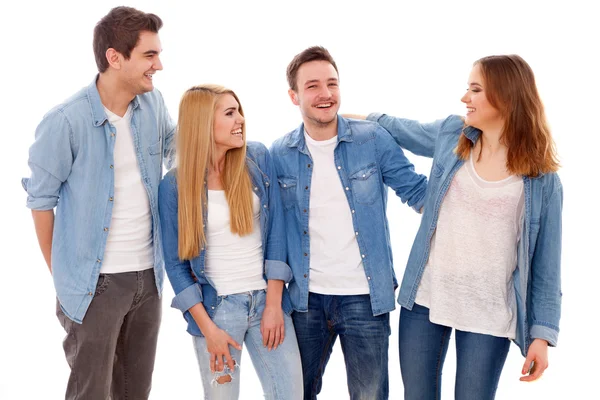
[
  {"x1": 111, "y1": 269, "x2": 162, "y2": 399},
  {"x1": 335, "y1": 295, "x2": 390, "y2": 400},
  {"x1": 56, "y1": 273, "x2": 134, "y2": 399},
  {"x1": 398, "y1": 304, "x2": 452, "y2": 400},
  {"x1": 193, "y1": 293, "x2": 250, "y2": 400},
  {"x1": 244, "y1": 290, "x2": 303, "y2": 400},
  {"x1": 454, "y1": 330, "x2": 510, "y2": 400},
  {"x1": 292, "y1": 293, "x2": 337, "y2": 400}
]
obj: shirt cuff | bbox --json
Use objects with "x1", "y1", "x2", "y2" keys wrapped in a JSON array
[
  {"x1": 367, "y1": 113, "x2": 384, "y2": 122},
  {"x1": 265, "y1": 259, "x2": 293, "y2": 283},
  {"x1": 170, "y1": 283, "x2": 203, "y2": 313},
  {"x1": 530, "y1": 324, "x2": 559, "y2": 347}
]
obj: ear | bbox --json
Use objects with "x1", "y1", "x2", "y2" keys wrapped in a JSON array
[
  {"x1": 288, "y1": 88, "x2": 299, "y2": 106},
  {"x1": 105, "y1": 48, "x2": 122, "y2": 70}
]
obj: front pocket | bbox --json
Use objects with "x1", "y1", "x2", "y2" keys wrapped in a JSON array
[
  {"x1": 349, "y1": 164, "x2": 379, "y2": 205},
  {"x1": 277, "y1": 176, "x2": 298, "y2": 210},
  {"x1": 148, "y1": 139, "x2": 162, "y2": 155},
  {"x1": 94, "y1": 274, "x2": 111, "y2": 297}
]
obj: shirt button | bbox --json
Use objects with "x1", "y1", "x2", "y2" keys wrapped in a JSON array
[
  {"x1": 345, "y1": 187, "x2": 349, "y2": 191},
  {"x1": 283, "y1": 184, "x2": 287, "y2": 187},
  {"x1": 254, "y1": 186, "x2": 258, "y2": 191},
  {"x1": 211, "y1": 306, "x2": 215, "y2": 310},
  {"x1": 111, "y1": 133, "x2": 115, "y2": 137},
  {"x1": 88, "y1": 292, "x2": 93, "y2": 296},
  {"x1": 303, "y1": 209, "x2": 307, "y2": 213},
  {"x1": 303, "y1": 231, "x2": 307, "y2": 235},
  {"x1": 304, "y1": 253, "x2": 308, "y2": 256},
  {"x1": 307, "y1": 164, "x2": 311, "y2": 168},
  {"x1": 337, "y1": 166, "x2": 341, "y2": 170},
  {"x1": 355, "y1": 231, "x2": 358, "y2": 236},
  {"x1": 303, "y1": 274, "x2": 308, "y2": 278},
  {"x1": 265, "y1": 182, "x2": 270, "y2": 187},
  {"x1": 263, "y1": 204, "x2": 267, "y2": 208},
  {"x1": 362, "y1": 174, "x2": 366, "y2": 178},
  {"x1": 351, "y1": 209, "x2": 355, "y2": 213},
  {"x1": 104, "y1": 228, "x2": 108, "y2": 232},
  {"x1": 109, "y1": 197, "x2": 113, "y2": 201},
  {"x1": 362, "y1": 254, "x2": 366, "y2": 259},
  {"x1": 109, "y1": 165, "x2": 114, "y2": 169},
  {"x1": 367, "y1": 276, "x2": 371, "y2": 280},
  {"x1": 97, "y1": 259, "x2": 101, "y2": 263},
  {"x1": 305, "y1": 186, "x2": 309, "y2": 190}
]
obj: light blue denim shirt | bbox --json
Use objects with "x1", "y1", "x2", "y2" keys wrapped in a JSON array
[
  {"x1": 22, "y1": 77, "x2": 176, "y2": 324},
  {"x1": 269, "y1": 115, "x2": 428, "y2": 316},
  {"x1": 158, "y1": 141, "x2": 294, "y2": 336},
  {"x1": 369, "y1": 113, "x2": 563, "y2": 356}
]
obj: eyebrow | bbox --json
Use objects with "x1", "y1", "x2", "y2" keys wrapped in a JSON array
[
  {"x1": 304, "y1": 78, "x2": 338, "y2": 85},
  {"x1": 224, "y1": 106, "x2": 238, "y2": 112},
  {"x1": 143, "y1": 50, "x2": 160, "y2": 56},
  {"x1": 469, "y1": 82, "x2": 483, "y2": 87}
]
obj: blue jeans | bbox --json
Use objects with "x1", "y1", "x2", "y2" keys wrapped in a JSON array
[
  {"x1": 292, "y1": 293, "x2": 390, "y2": 400},
  {"x1": 193, "y1": 290, "x2": 303, "y2": 400},
  {"x1": 399, "y1": 304, "x2": 510, "y2": 400}
]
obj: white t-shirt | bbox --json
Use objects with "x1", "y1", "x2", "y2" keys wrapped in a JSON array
[
  {"x1": 415, "y1": 152, "x2": 524, "y2": 339},
  {"x1": 100, "y1": 105, "x2": 154, "y2": 273},
  {"x1": 204, "y1": 190, "x2": 267, "y2": 296},
  {"x1": 304, "y1": 131, "x2": 370, "y2": 295}
]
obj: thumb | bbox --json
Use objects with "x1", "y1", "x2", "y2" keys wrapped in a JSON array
[{"x1": 522, "y1": 352, "x2": 535, "y2": 375}]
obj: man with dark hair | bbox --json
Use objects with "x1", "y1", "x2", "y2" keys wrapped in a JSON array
[
  {"x1": 270, "y1": 46, "x2": 428, "y2": 399},
  {"x1": 22, "y1": 6, "x2": 175, "y2": 399}
]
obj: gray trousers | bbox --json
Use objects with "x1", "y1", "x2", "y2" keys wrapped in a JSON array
[{"x1": 56, "y1": 269, "x2": 161, "y2": 400}]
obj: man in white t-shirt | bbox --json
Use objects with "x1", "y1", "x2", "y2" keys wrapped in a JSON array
[
  {"x1": 270, "y1": 46, "x2": 427, "y2": 399},
  {"x1": 23, "y1": 7, "x2": 175, "y2": 399}
]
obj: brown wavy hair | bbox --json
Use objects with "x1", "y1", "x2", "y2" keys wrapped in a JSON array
[{"x1": 456, "y1": 55, "x2": 559, "y2": 177}]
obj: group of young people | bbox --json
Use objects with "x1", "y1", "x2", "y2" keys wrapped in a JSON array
[{"x1": 23, "y1": 6, "x2": 563, "y2": 400}]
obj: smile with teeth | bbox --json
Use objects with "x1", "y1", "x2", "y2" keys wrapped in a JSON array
[
  {"x1": 145, "y1": 73, "x2": 153, "y2": 80},
  {"x1": 316, "y1": 103, "x2": 332, "y2": 108},
  {"x1": 231, "y1": 128, "x2": 242, "y2": 136},
  {"x1": 467, "y1": 107, "x2": 475, "y2": 113}
]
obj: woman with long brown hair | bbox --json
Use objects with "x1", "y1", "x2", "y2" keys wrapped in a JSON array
[
  {"x1": 158, "y1": 85, "x2": 302, "y2": 399},
  {"x1": 350, "y1": 55, "x2": 562, "y2": 399}
]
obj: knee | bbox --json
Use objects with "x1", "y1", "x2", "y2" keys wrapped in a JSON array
[{"x1": 215, "y1": 374, "x2": 232, "y2": 384}]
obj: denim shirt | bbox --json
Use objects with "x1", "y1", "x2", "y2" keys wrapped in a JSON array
[
  {"x1": 158, "y1": 141, "x2": 294, "y2": 336},
  {"x1": 269, "y1": 115, "x2": 428, "y2": 316},
  {"x1": 22, "y1": 77, "x2": 176, "y2": 324},
  {"x1": 369, "y1": 113, "x2": 563, "y2": 356}
]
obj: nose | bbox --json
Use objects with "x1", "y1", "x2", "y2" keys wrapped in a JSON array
[
  {"x1": 238, "y1": 114, "x2": 245, "y2": 124},
  {"x1": 461, "y1": 91, "x2": 469, "y2": 104},
  {"x1": 154, "y1": 56, "x2": 163, "y2": 71}
]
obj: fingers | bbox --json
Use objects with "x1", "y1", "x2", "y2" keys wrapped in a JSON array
[
  {"x1": 224, "y1": 348, "x2": 235, "y2": 372},
  {"x1": 280, "y1": 324, "x2": 285, "y2": 345},
  {"x1": 521, "y1": 354, "x2": 534, "y2": 376},
  {"x1": 266, "y1": 329, "x2": 275, "y2": 350},
  {"x1": 520, "y1": 360, "x2": 548, "y2": 382},
  {"x1": 273, "y1": 327, "x2": 281, "y2": 350},
  {"x1": 209, "y1": 352, "x2": 216, "y2": 374},
  {"x1": 227, "y1": 336, "x2": 242, "y2": 351}
]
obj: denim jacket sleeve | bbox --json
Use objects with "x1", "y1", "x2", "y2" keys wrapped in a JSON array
[
  {"x1": 368, "y1": 112, "x2": 449, "y2": 158},
  {"x1": 157, "y1": 90, "x2": 176, "y2": 170},
  {"x1": 22, "y1": 110, "x2": 73, "y2": 210},
  {"x1": 529, "y1": 176, "x2": 563, "y2": 347},
  {"x1": 374, "y1": 125, "x2": 428, "y2": 212},
  {"x1": 261, "y1": 146, "x2": 293, "y2": 283},
  {"x1": 158, "y1": 174, "x2": 204, "y2": 313}
]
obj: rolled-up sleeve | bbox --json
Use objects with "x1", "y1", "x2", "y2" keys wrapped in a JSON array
[
  {"x1": 265, "y1": 259, "x2": 293, "y2": 283},
  {"x1": 23, "y1": 110, "x2": 73, "y2": 210},
  {"x1": 171, "y1": 283, "x2": 204, "y2": 313}
]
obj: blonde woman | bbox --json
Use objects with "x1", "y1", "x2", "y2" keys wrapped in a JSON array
[{"x1": 158, "y1": 85, "x2": 302, "y2": 399}]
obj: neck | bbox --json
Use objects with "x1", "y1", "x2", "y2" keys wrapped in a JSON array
[
  {"x1": 97, "y1": 72, "x2": 135, "y2": 117},
  {"x1": 479, "y1": 126, "x2": 506, "y2": 156},
  {"x1": 304, "y1": 117, "x2": 338, "y2": 141},
  {"x1": 210, "y1": 150, "x2": 227, "y2": 174}
]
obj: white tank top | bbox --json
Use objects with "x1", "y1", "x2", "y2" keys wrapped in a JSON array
[{"x1": 204, "y1": 190, "x2": 267, "y2": 296}]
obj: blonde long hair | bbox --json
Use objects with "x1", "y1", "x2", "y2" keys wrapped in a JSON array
[
  {"x1": 176, "y1": 85, "x2": 253, "y2": 260},
  {"x1": 456, "y1": 55, "x2": 559, "y2": 177}
]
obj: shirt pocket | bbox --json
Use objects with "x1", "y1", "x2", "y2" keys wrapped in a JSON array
[
  {"x1": 349, "y1": 163, "x2": 379, "y2": 205},
  {"x1": 277, "y1": 176, "x2": 298, "y2": 210}
]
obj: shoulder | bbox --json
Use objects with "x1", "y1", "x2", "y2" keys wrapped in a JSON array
[
  {"x1": 43, "y1": 86, "x2": 89, "y2": 122},
  {"x1": 345, "y1": 117, "x2": 381, "y2": 141},
  {"x1": 270, "y1": 126, "x2": 301, "y2": 154},
  {"x1": 246, "y1": 140, "x2": 268, "y2": 156},
  {"x1": 137, "y1": 87, "x2": 167, "y2": 110},
  {"x1": 533, "y1": 171, "x2": 563, "y2": 200}
]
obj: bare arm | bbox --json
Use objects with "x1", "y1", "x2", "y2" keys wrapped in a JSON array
[{"x1": 32, "y1": 210, "x2": 54, "y2": 273}]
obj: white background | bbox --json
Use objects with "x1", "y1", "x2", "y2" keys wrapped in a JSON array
[{"x1": 1, "y1": 0, "x2": 598, "y2": 398}]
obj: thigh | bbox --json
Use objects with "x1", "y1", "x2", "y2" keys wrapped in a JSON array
[
  {"x1": 112, "y1": 269, "x2": 162, "y2": 399},
  {"x1": 454, "y1": 330, "x2": 510, "y2": 400},
  {"x1": 193, "y1": 294, "x2": 249, "y2": 400},
  {"x1": 245, "y1": 295, "x2": 303, "y2": 400},
  {"x1": 56, "y1": 273, "x2": 133, "y2": 399},
  {"x1": 399, "y1": 303, "x2": 452, "y2": 400},
  {"x1": 335, "y1": 295, "x2": 390, "y2": 400},
  {"x1": 292, "y1": 293, "x2": 337, "y2": 400}
]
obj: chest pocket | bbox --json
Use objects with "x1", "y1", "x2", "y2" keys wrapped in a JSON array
[
  {"x1": 277, "y1": 176, "x2": 298, "y2": 210},
  {"x1": 349, "y1": 163, "x2": 379, "y2": 205}
]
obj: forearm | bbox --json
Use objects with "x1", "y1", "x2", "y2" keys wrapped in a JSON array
[
  {"x1": 32, "y1": 209, "x2": 54, "y2": 273},
  {"x1": 188, "y1": 302, "x2": 218, "y2": 336},
  {"x1": 265, "y1": 279, "x2": 284, "y2": 307}
]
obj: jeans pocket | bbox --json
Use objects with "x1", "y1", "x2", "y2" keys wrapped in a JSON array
[{"x1": 94, "y1": 274, "x2": 111, "y2": 297}]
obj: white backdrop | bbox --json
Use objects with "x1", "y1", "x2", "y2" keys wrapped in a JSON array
[{"x1": 1, "y1": 0, "x2": 598, "y2": 398}]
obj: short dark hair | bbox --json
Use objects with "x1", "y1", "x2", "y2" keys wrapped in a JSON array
[
  {"x1": 93, "y1": 6, "x2": 163, "y2": 73},
  {"x1": 286, "y1": 46, "x2": 338, "y2": 91}
]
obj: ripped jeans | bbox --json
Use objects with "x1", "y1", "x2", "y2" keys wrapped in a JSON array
[{"x1": 193, "y1": 290, "x2": 303, "y2": 400}]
